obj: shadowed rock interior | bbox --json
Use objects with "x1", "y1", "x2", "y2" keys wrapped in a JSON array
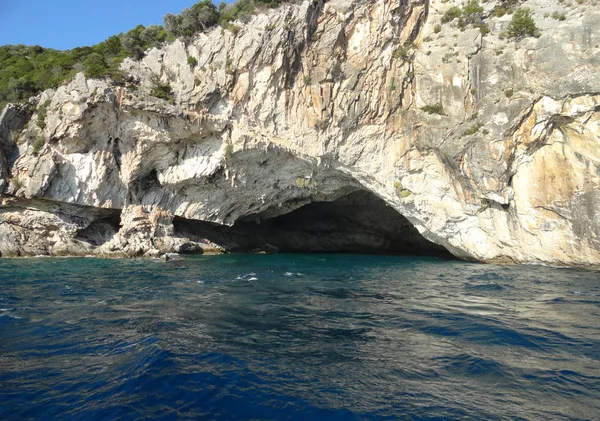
[{"x1": 173, "y1": 190, "x2": 452, "y2": 257}]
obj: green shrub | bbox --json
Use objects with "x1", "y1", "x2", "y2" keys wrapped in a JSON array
[
  {"x1": 187, "y1": 56, "x2": 198, "y2": 66},
  {"x1": 433, "y1": 24, "x2": 442, "y2": 33},
  {"x1": 139, "y1": 25, "x2": 168, "y2": 48},
  {"x1": 10, "y1": 176, "x2": 23, "y2": 190},
  {"x1": 552, "y1": 11, "x2": 567, "y2": 20},
  {"x1": 441, "y1": 6, "x2": 462, "y2": 24},
  {"x1": 164, "y1": 0, "x2": 219, "y2": 38},
  {"x1": 493, "y1": 7, "x2": 507, "y2": 17},
  {"x1": 223, "y1": 22, "x2": 241, "y2": 35},
  {"x1": 474, "y1": 22, "x2": 490, "y2": 34},
  {"x1": 461, "y1": 0, "x2": 484, "y2": 24},
  {"x1": 441, "y1": 1, "x2": 490, "y2": 34},
  {"x1": 392, "y1": 43, "x2": 413, "y2": 60},
  {"x1": 504, "y1": 88, "x2": 514, "y2": 98},
  {"x1": 463, "y1": 122, "x2": 483, "y2": 136},
  {"x1": 442, "y1": 52, "x2": 454, "y2": 63},
  {"x1": 224, "y1": 143, "x2": 234, "y2": 162},
  {"x1": 32, "y1": 135, "x2": 46, "y2": 155},
  {"x1": 420, "y1": 103, "x2": 445, "y2": 115},
  {"x1": 120, "y1": 25, "x2": 166, "y2": 59},
  {"x1": 121, "y1": 25, "x2": 145, "y2": 59},
  {"x1": 150, "y1": 79, "x2": 174, "y2": 102},
  {"x1": 506, "y1": 8, "x2": 541, "y2": 39},
  {"x1": 83, "y1": 53, "x2": 111, "y2": 78},
  {"x1": 492, "y1": 0, "x2": 519, "y2": 16},
  {"x1": 37, "y1": 99, "x2": 51, "y2": 130},
  {"x1": 218, "y1": 0, "x2": 255, "y2": 28}
]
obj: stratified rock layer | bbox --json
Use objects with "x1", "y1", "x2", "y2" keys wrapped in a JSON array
[{"x1": 1, "y1": 0, "x2": 600, "y2": 265}]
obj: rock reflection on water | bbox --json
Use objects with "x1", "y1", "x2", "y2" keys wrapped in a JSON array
[{"x1": 1, "y1": 255, "x2": 599, "y2": 420}]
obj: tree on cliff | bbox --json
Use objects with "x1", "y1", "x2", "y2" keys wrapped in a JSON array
[
  {"x1": 164, "y1": 0, "x2": 220, "y2": 38},
  {"x1": 506, "y1": 8, "x2": 541, "y2": 40}
]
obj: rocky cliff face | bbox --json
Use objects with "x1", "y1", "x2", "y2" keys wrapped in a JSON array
[{"x1": 1, "y1": 0, "x2": 599, "y2": 265}]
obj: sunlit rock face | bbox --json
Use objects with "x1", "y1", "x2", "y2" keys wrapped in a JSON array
[{"x1": 1, "y1": 0, "x2": 600, "y2": 265}]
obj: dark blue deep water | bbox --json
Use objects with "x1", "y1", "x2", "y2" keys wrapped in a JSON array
[{"x1": 1, "y1": 255, "x2": 600, "y2": 421}]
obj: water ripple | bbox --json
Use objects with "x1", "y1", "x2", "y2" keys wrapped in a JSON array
[{"x1": 0, "y1": 255, "x2": 599, "y2": 420}]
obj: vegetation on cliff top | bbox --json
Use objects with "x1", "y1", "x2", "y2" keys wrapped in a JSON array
[
  {"x1": 0, "y1": 24, "x2": 169, "y2": 111},
  {"x1": 0, "y1": 0, "x2": 286, "y2": 110}
]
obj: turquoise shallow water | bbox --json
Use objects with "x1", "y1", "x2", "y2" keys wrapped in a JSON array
[{"x1": 1, "y1": 254, "x2": 600, "y2": 420}]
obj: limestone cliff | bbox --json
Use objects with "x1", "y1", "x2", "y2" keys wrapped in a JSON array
[{"x1": 1, "y1": 0, "x2": 600, "y2": 265}]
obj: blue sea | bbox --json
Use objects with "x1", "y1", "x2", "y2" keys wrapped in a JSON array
[{"x1": 1, "y1": 254, "x2": 599, "y2": 420}]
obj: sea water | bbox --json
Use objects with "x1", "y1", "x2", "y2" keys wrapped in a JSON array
[{"x1": 1, "y1": 254, "x2": 599, "y2": 420}]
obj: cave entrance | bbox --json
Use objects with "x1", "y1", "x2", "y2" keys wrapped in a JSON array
[
  {"x1": 76, "y1": 211, "x2": 122, "y2": 246},
  {"x1": 173, "y1": 189, "x2": 452, "y2": 257}
]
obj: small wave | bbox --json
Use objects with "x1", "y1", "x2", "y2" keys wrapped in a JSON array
[
  {"x1": 418, "y1": 312, "x2": 552, "y2": 349},
  {"x1": 521, "y1": 368, "x2": 600, "y2": 395},
  {"x1": 392, "y1": 367, "x2": 440, "y2": 380},
  {"x1": 434, "y1": 354, "x2": 509, "y2": 379},
  {"x1": 465, "y1": 282, "x2": 505, "y2": 291},
  {"x1": 309, "y1": 288, "x2": 361, "y2": 299},
  {"x1": 200, "y1": 293, "x2": 224, "y2": 299},
  {"x1": 0, "y1": 313, "x2": 22, "y2": 319}
]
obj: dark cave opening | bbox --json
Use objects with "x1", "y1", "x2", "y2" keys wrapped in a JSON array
[
  {"x1": 173, "y1": 190, "x2": 453, "y2": 257},
  {"x1": 76, "y1": 212, "x2": 122, "y2": 246}
]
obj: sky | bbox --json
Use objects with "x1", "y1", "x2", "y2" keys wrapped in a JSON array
[{"x1": 0, "y1": 0, "x2": 206, "y2": 50}]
